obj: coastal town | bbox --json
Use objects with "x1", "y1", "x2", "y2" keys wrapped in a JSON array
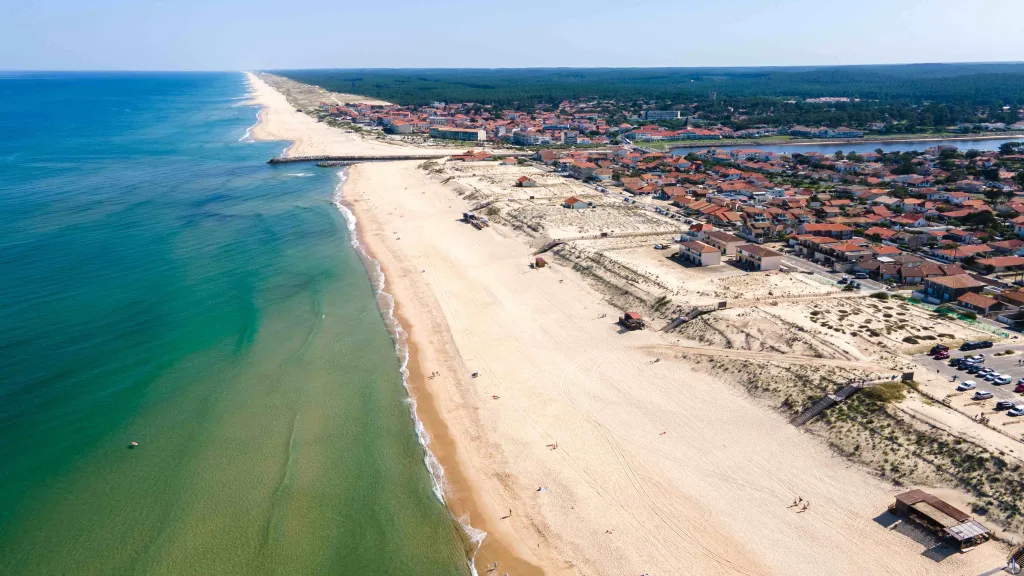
[
  {"x1": 251, "y1": 71, "x2": 1024, "y2": 575},
  {"x1": 315, "y1": 93, "x2": 1024, "y2": 146},
  {"x1": 445, "y1": 135, "x2": 1024, "y2": 328}
]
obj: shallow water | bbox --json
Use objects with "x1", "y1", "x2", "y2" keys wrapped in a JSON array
[{"x1": 0, "y1": 72, "x2": 468, "y2": 575}]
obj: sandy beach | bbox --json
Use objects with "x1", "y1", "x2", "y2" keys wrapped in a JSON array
[
  {"x1": 245, "y1": 72, "x2": 466, "y2": 158},
  {"x1": 245, "y1": 73, "x2": 1014, "y2": 575}
]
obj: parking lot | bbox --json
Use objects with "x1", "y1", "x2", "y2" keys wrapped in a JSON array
[{"x1": 915, "y1": 342, "x2": 1024, "y2": 404}]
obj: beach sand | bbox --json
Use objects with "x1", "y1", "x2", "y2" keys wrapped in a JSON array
[{"x1": 246, "y1": 73, "x2": 1012, "y2": 575}]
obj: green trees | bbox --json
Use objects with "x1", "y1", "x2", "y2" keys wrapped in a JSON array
[
  {"x1": 277, "y1": 66, "x2": 1024, "y2": 124},
  {"x1": 1000, "y1": 142, "x2": 1024, "y2": 156}
]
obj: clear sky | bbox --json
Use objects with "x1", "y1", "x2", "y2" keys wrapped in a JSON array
[{"x1": 4, "y1": 0, "x2": 1024, "y2": 71}]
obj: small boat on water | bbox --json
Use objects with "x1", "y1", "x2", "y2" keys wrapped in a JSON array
[{"x1": 128, "y1": 441, "x2": 139, "y2": 449}]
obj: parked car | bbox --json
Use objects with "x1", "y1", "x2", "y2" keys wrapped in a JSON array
[
  {"x1": 996, "y1": 401, "x2": 1016, "y2": 410},
  {"x1": 854, "y1": 273, "x2": 868, "y2": 280},
  {"x1": 929, "y1": 344, "x2": 950, "y2": 355},
  {"x1": 837, "y1": 277, "x2": 848, "y2": 284},
  {"x1": 1009, "y1": 406, "x2": 1024, "y2": 417},
  {"x1": 973, "y1": 390, "x2": 994, "y2": 400},
  {"x1": 979, "y1": 367, "x2": 994, "y2": 376},
  {"x1": 961, "y1": 341, "x2": 992, "y2": 351},
  {"x1": 1015, "y1": 383, "x2": 1024, "y2": 393},
  {"x1": 934, "y1": 351, "x2": 950, "y2": 360},
  {"x1": 967, "y1": 365, "x2": 981, "y2": 374},
  {"x1": 997, "y1": 376, "x2": 1013, "y2": 385},
  {"x1": 983, "y1": 373, "x2": 999, "y2": 381},
  {"x1": 957, "y1": 380, "x2": 977, "y2": 391}
]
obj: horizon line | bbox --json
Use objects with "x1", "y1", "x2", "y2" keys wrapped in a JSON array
[{"x1": 4, "y1": 60, "x2": 1024, "y2": 74}]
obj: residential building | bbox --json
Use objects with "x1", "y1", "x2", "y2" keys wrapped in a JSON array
[
  {"x1": 678, "y1": 242, "x2": 722, "y2": 267},
  {"x1": 430, "y1": 127, "x2": 487, "y2": 141},
  {"x1": 956, "y1": 292, "x2": 1004, "y2": 314},
  {"x1": 703, "y1": 230, "x2": 746, "y2": 256},
  {"x1": 562, "y1": 196, "x2": 588, "y2": 210},
  {"x1": 797, "y1": 223, "x2": 854, "y2": 239},
  {"x1": 736, "y1": 244, "x2": 783, "y2": 271},
  {"x1": 644, "y1": 110, "x2": 682, "y2": 121},
  {"x1": 922, "y1": 274, "x2": 985, "y2": 303},
  {"x1": 976, "y1": 256, "x2": 1024, "y2": 272}
]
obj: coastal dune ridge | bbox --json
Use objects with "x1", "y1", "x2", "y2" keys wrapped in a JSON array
[{"x1": 244, "y1": 71, "x2": 1014, "y2": 576}]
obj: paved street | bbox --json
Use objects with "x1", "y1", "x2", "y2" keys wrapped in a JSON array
[
  {"x1": 915, "y1": 342, "x2": 1024, "y2": 403},
  {"x1": 779, "y1": 250, "x2": 887, "y2": 292}
]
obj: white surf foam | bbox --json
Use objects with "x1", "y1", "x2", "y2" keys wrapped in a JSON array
[
  {"x1": 331, "y1": 169, "x2": 485, "y2": 575},
  {"x1": 238, "y1": 108, "x2": 261, "y2": 142}
]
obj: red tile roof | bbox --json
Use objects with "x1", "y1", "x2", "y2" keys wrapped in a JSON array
[
  {"x1": 976, "y1": 256, "x2": 1024, "y2": 268},
  {"x1": 925, "y1": 274, "x2": 985, "y2": 289},
  {"x1": 957, "y1": 292, "x2": 998, "y2": 309}
]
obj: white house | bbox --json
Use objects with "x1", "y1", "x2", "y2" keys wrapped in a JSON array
[
  {"x1": 678, "y1": 241, "x2": 722, "y2": 267},
  {"x1": 562, "y1": 196, "x2": 588, "y2": 210}
]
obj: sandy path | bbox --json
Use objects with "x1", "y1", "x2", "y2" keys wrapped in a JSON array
[
  {"x1": 343, "y1": 160, "x2": 1010, "y2": 575},
  {"x1": 644, "y1": 344, "x2": 883, "y2": 371}
]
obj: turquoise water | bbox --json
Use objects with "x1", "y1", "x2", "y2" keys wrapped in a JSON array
[{"x1": 0, "y1": 72, "x2": 468, "y2": 575}]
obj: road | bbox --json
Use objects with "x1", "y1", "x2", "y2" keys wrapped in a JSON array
[
  {"x1": 915, "y1": 342, "x2": 1024, "y2": 403},
  {"x1": 778, "y1": 250, "x2": 887, "y2": 292}
]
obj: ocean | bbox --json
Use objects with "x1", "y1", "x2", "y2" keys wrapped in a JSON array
[{"x1": 0, "y1": 72, "x2": 469, "y2": 575}]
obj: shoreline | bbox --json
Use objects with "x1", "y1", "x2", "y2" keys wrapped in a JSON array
[
  {"x1": 336, "y1": 179, "x2": 544, "y2": 575},
  {"x1": 245, "y1": 71, "x2": 538, "y2": 575}
]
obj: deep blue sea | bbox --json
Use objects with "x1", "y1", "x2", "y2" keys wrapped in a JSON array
[{"x1": 0, "y1": 72, "x2": 468, "y2": 575}]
